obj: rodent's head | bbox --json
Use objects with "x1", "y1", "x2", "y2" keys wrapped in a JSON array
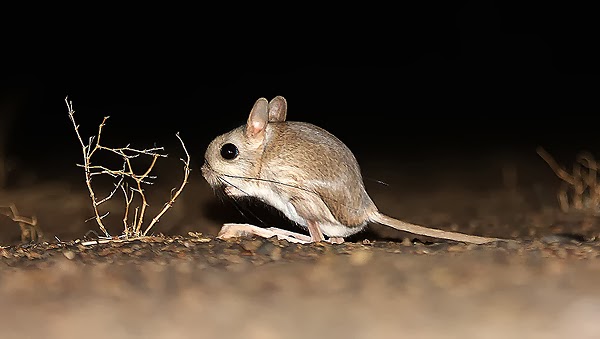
[{"x1": 201, "y1": 96, "x2": 287, "y2": 190}]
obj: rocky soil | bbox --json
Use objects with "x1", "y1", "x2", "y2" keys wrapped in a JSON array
[{"x1": 2, "y1": 155, "x2": 600, "y2": 339}]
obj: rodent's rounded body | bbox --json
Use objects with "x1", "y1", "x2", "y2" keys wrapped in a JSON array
[
  {"x1": 203, "y1": 120, "x2": 377, "y2": 237},
  {"x1": 260, "y1": 121, "x2": 377, "y2": 235}
]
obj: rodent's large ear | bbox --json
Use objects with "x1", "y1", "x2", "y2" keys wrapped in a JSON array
[
  {"x1": 268, "y1": 96, "x2": 287, "y2": 122},
  {"x1": 246, "y1": 97, "x2": 269, "y2": 139}
]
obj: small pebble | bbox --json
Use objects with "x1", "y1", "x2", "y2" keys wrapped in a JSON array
[
  {"x1": 63, "y1": 250, "x2": 76, "y2": 260},
  {"x1": 497, "y1": 239, "x2": 522, "y2": 250},
  {"x1": 269, "y1": 246, "x2": 282, "y2": 261},
  {"x1": 240, "y1": 239, "x2": 264, "y2": 252},
  {"x1": 26, "y1": 251, "x2": 43, "y2": 260},
  {"x1": 541, "y1": 234, "x2": 585, "y2": 245},
  {"x1": 256, "y1": 242, "x2": 278, "y2": 257}
]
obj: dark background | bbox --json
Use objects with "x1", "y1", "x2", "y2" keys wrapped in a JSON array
[{"x1": 1, "y1": 1, "x2": 597, "y2": 186}]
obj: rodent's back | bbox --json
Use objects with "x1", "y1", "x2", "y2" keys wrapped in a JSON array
[{"x1": 261, "y1": 121, "x2": 376, "y2": 226}]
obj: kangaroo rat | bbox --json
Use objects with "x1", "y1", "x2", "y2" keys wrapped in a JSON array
[{"x1": 201, "y1": 96, "x2": 502, "y2": 244}]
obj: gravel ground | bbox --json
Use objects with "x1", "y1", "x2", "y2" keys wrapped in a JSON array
[
  {"x1": 1, "y1": 234, "x2": 600, "y2": 339},
  {"x1": 2, "y1": 155, "x2": 600, "y2": 339}
]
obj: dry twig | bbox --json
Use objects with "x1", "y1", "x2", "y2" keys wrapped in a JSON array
[
  {"x1": 537, "y1": 147, "x2": 600, "y2": 214},
  {"x1": 66, "y1": 97, "x2": 191, "y2": 240},
  {"x1": 1, "y1": 203, "x2": 42, "y2": 243},
  {"x1": 143, "y1": 132, "x2": 191, "y2": 236}
]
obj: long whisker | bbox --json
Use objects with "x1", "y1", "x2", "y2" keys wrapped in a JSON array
[
  {"x1": 365, "y1": 177, "x2": 389, "y2": 186},
  {"x1": 205, "y1": 160, "x2": 364, "y2": 215},
  {"x1": 218, "y1": 176, "x2": 254, "y2": 199},
  {"x1": 218, "y1": 172, "x2": 363, "y2": 215},
  {"x1": 204, "y1": 157, "x2": 318, "y2": 196},
  {"x1": 217, "y1": 176, "x2": 267, "y2": 226},
  {"x1": 221, "y1": 173, "x2": 324, "y2": 197}
]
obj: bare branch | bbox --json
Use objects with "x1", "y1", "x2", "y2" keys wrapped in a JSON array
[
  {"x1": 536, "y1": 147, "x2": 576, "y2": 185},
  {"x1": 144, "y1": 132, "x2": 191, "y2": 236},
  {"x1": 66, "y1": 97, "x2": 110, "y2": 238},
  {"x1": 66, "y1": 97, "x2": 86, "y2": 149},
  {"x1": 539, "y1": 146, "x2": 600, "y2": 215},
  {"x1": 67, "y1": 97, "x2": 191, "y2": 240},
  {"x1": 99, "y1": 145, "x2": 167, "y2": 159},
  {"x1": 1, "y1": 203, "x2": 43, "y2": 243},
  {"x1": 96, "y1": 176, "x2": 125, "y2": 205},
  {"x1": 121, "y1": 184, "x2": 134, "y2": 237}
]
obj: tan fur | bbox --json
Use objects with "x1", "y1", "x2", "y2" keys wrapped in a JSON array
[{"x1": 262, "y1": 122, "x2": 377, "y2": 227}]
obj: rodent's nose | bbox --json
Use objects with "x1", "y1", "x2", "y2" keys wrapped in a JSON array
[{"x1": 200, "y1": 161, "x2": 211, "y2": 178}]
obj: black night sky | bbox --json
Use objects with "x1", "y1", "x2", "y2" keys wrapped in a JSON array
[{"x1": 1, "y1": 2, "x2": 596, "y2": 185}]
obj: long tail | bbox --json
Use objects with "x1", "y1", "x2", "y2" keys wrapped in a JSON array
[{"x1": 370, "y1": 211, "x2": 503, "y2": 244}]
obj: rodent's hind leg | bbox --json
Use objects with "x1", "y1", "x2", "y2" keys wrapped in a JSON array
[
  {"x1": 306, "y1": 220, "x2": 326, "y2": 243},
  {"x1": 217, "y1": 223, "x2": 312, "y2": 244}
]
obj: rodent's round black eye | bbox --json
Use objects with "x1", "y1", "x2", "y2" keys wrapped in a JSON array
[{"x1": 220, "y1": 143, "x2": 239, "y2": 160}]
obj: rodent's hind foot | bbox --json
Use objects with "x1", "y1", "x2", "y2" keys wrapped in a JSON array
[
  {"x1": 217, "y1": 223, "x2": 345, "y2": 245},
  {"x1": 218, "y1": 223, "x2": 312, "y2": 244},
  {"x1": 328, "y1": 237, "x2": 345, "y2": 244}
]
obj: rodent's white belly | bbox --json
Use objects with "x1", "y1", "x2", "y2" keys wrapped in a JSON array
[{"x1": 244, "y1": 185, "x2": 362, "y2": 238}]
